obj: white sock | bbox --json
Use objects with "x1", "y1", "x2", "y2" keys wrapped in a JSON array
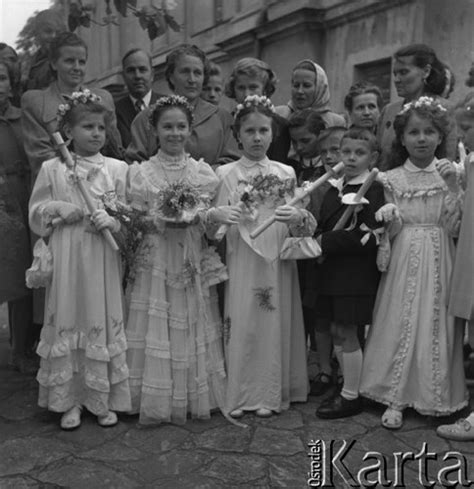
[
  {"x1": 466, "y1": 412, "x2": 474, "y2": 425},
  {"x1": 333, "y1": 344, "x2": 344, "y2": 376},
  {"x1": 340, "y1": 349, "x2": 363, "y2": 401}
]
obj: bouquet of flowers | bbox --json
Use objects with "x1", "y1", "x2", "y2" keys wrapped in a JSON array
[
  {"x1": 102, "y1": 193, "x2": 154, "y2": 288},
  {"x1": 152, "y1": 181, "x2": 208, "y2": 223},
  {"x1": 236, "y1": 173, "x2": 295, "y2": 215},
  {"x1": 215, "y1": 173, "x2": 295, "y2": 240}
]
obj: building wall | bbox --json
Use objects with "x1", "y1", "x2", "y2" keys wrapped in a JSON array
[{"x1": 78, "y1": 0, "x2": 473, "y2": 113}]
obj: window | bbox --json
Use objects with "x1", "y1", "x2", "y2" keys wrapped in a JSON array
[{"x1": 354, "y1": 58, "x2": 392, "y2": 106}]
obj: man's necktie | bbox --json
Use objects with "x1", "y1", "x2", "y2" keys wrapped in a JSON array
[{"x1": 135, "y1": 99, "x2": 144, "y2": 112}]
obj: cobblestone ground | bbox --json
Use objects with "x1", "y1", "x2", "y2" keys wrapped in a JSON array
[{"x1": 1, "y1": 306, "x2": 474, "y2": 488}]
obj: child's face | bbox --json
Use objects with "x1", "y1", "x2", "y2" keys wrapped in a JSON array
[
  {"x1": 289, "y1": 126, "x2": 319, "y2": 159},
  {"x1": 350, "y1": 93, "x2": 380, "y2": 131},
  {"x1": 340, "y1": 138, "x2": 375, "y2": 179},
  {"x1": 401, "y1": 113, "x2": 441, "y2": 167},
  {"x1": 155, "y1": 107, "x2": 191, "y2": 156},
  {"x1": 238, "y1": 112, "x2": 273, "y2": 161},
  {"x1": 319, "y1": 133, "x2": 343, "y2": 167},
  {"x1": 202, "y1": 75, "x2": 223, "y2": 105},
  {"x1": 234, "y1": 74, "x2": 265, "y2": 103},
  {"x1": 0, "y1": 64, "x2": 11, "y2": 106},
  {"x1": 65, "y1": 113, "x2": 106, "y2": 157},
  {"x1": 37, "y1": 22, "x2": 59, "y2": 46},
  {"x1": 0, "y1": 47, "x2": 17, "y2": 66},
  {"x1": 456, "y1": 112, "x2": 474, "y2": 152}
]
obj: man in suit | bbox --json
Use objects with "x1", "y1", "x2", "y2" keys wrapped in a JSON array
[{"x1": 115, "y1": 48, "x2": 164, "y2": 150}]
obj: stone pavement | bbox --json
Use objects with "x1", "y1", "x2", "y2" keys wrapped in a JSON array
[{"x1": 1, "y1": 308, "x2": 474, "y2": 488}]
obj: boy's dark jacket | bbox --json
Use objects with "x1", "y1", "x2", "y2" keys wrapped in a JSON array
[{"x1": 317, "y1": 179, "x2": 385, "y2": 296}]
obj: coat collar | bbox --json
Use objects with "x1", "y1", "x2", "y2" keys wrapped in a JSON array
[
  {"x1": 0, "y1": 102, "x2": 21, "y2": 121},
  {"x1": 42, "y1": 82, "x2": 71, "y2": 123},
  {"x1": 192, "y1": 97, "x2": 219, "y2": 127}
]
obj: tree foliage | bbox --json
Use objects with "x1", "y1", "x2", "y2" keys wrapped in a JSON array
[{"x1": 68, "y1": 0, "x2": 180, "y2": 40}]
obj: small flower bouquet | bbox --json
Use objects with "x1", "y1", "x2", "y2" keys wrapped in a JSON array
[
  {"x1": 236, "y1": 173, "x2": 295, "y2": 214},
  {"x1": 214, "y1": 173, "x2": 294, "y2": 240},
  {"x1": 152, "y1": 181, "x2": 209, "y2": 223},
  {"x1": 102, "y1": 193, "x2": 154, "y2": 288}
]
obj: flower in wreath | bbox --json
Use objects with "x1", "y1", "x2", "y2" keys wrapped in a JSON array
[
  {"x1": 148, "y1": 94, "x2": 194, "y2": 128},
  {"x1": 57, "y1": 89, "x2": 102, "y2": 125},
  {"x1": 399, "y1": 96, "x2": 447, "y2": 115},
  {"x1": 234, "y1": 94, "x2": 275, "y2": 119}
]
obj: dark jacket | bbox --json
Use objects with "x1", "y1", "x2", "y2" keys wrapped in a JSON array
[
  {"x1": 317, "y1": 179, "x2": 385, "y2": 296},
  {"x1": 268, "y1": 113, "x2": 291, "y2": 164},
  {"x1": 0, "y1": 103, "x2": 31, "y2": 303},
  {"x1": 115, "y1": 91, "x2": 164, "y2": 149}
]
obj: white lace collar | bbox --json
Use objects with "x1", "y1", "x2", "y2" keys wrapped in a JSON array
[
  {"x1": 239, "y1": 155, "x2": 270, "y2": 169},
  {"x1": 151, "y1": 150, "x2": 188, "y2": 170},
  {"x1": 71, "y1": 152, "x2": 104, "y2": 164},
  {"x1": 404, "y1": 158, "x2": 437, "y2": 173}
]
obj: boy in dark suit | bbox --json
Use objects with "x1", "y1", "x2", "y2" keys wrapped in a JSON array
[{"x1": 314, "y1": 128, "x2": 384, "y2": 419}]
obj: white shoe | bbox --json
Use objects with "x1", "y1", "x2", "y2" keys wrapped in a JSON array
[
  {"x1": 98, "y1": 411, "x2": 118, "y2": 427},
  {"x1": 230, "y1": 409, "x2": 244, "y2": 418},
  {"x1": 60, "y1": 406, "x2": 82, "y2": 431}
]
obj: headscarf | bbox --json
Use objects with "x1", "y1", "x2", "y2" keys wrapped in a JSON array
[{"x1": 288, "y1": 59, "x2": 331, "y2": 113}]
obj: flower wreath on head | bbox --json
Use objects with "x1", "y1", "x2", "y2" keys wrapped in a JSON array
[
  {"x1": 56, "y1": 89, "x2": 102, "y2": 125},
  {"x1": 399, "y1": 96, "x2": 447, "y2": 115},
  {"x1": 234, "y1": 94, "x2": 275, "y2": 119},
  {"x1": 148, "y1": 94, "x2": 195, "y2": 127}
]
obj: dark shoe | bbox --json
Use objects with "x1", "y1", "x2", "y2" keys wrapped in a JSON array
[
  {"x1": 7, "y1": 353, "x2": 38, "y2": 375},
  {"x1": 334, "y1": 374, "x2": 344, "y2": 392},
  {"x1": 316, "y1": 393, "x2": 362, "y2": 419},
  {"x1": 310, "y1": 372, "x2": 333, "y2": 396}
]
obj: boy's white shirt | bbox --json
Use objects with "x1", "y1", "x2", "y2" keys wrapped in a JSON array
[{"x1": 329, "y1": 168, "x2": 370, "y2": 197}]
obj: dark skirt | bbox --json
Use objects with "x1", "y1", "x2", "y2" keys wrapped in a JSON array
[{"x1": 315, "y1": 294, "x2": 375, "y2": 326}]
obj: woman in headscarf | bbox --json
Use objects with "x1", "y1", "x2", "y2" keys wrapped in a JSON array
[{"x1": 275, "y1": 59, "x2": 346, "y2": 128}]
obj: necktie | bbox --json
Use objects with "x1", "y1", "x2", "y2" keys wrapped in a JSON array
[{"x1": 135, "y1": 99, "x2": 144, "y2": 112}]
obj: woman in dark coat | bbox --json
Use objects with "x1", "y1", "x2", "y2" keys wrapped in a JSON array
[{"x1": 0, "y1": 60, "x2": 34, "y2": 372}]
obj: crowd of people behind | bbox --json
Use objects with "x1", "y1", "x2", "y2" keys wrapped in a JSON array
[{"x1": 1, "y1": 27, "x2": 474, "y2": 441}]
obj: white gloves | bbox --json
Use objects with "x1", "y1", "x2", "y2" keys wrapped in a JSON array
[
  {"x1": 275, "y1": 205, "x2": 304, "y2": 225},
  {"x1": 207, "y1": 205, "x2": 242, "y2": 225},
  {"x1": 375, "y1": 203, "x2": 400, "y2": 223},
  {"x1": 91, "y1": 209, "x2": 120, "y2": 232},
  {"x1": 43, "y1": 201, "x2": 84, "y2": 224}
]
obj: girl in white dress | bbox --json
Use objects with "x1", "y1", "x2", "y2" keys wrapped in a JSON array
[
  {"x1": 360, "y1": 97, "x2": 468, "y2": 429},
  {"x1": 29, "y1": 91, "x2": 131, "y2": 430},
  {"x1": 125, "y1": 95, "x2": 235, "y2": 425},
  {"x1": 215, "y1": 95, "x2": 316, "y2": 418}
]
